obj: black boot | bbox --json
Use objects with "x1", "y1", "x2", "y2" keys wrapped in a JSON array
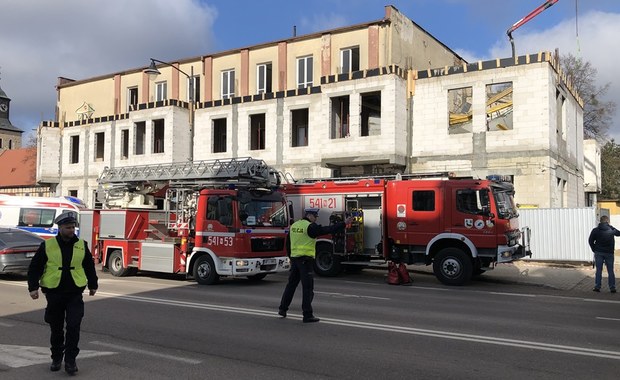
[
  {"x1": 50, "y1": 358, "x2": 62, "y2": 372},
  {"x1": 65, "y1": 361, "x2": 78, "y2": 375}
]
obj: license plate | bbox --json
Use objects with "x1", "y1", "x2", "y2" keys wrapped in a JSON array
[
  {"x1": 26, "y1": 252, "x2": 35, "y2": 258},
  {"x1": 263, "y1": 259, "x2": 276, "y2": 265}
]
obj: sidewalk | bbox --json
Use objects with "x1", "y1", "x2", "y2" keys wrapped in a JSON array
[{"x1": 409, "y1": 258, "x2": 619, "y2": 293}]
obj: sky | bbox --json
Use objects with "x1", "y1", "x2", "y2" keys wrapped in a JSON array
[{"x1": 1, "y1": 0, "x2": 619, "y2": 142}]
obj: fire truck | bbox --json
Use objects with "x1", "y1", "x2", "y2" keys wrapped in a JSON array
[
  {"x1": 80, "y1": 157, "x2": 290, "y2": 285},
  {"x1": 281, "y1": 174, "x2": 531, "y2": 285}
]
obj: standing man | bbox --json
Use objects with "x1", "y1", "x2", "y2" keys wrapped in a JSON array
[
  {"x1": 588, "y1": 215, "x2": 618, "y2": 293},
  {"x1": 28, "y1": 211, "x2": 98, "y2": 375},
  {"x1": 278, "y1": 208, "x2": 350, "y2": 323}
]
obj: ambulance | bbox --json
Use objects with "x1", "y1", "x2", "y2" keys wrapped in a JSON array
[{"x1": 0, "y1": 195, "x2": 86, "y2": 239}]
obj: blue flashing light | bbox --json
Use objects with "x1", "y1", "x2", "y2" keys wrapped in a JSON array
[
  {"x1": 64, "y1": 196, "x2": 86, "y2": 206},
  {"x1": 486, "y1": 174, "x2": 512, "y2": 182}
]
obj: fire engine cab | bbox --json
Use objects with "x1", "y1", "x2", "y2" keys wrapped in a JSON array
[
  {"x1": 282, "y1": 173, "x2": 531, "y2": 285},
  {"x1": 81, "y1": 157, "x2": 290, "y2": 284}
]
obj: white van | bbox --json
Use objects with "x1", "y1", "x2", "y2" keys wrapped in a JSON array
[{"x1": 0, "y1": 195, "x2": 85, "y2": 239}]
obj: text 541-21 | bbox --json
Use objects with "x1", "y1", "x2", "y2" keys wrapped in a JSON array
[{"x1": 308, "y1": 197, "x2": 337, "y2": 209}]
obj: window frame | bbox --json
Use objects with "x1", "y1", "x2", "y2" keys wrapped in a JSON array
[
  {"x1": 256, "y1": 63, "x2": 272, "y2": 94},
  {"x1": 127, "y1": 86, "x2": 139, "y2": 111},
  {"x1": 221, "y1": 69, "x2": 235, "y2": 99},
  {"x1": 155, "y1": 81, "x2": 167, "y2": 102},
  {"x1": 70, "y1": 135, "x2": 80, "y2": 164},
  {"x1": 187, "y1": 75, "x2": 200, "y2": 103},
  {"x1": 340, "y1": 46, "x2": 360, "y2": 74},
  {"x1": 296, "y1": 56, "x2": 313, "y2": 89},
  {"x1": 94, "y1": 131, "x2": 105, "y2": 162}
]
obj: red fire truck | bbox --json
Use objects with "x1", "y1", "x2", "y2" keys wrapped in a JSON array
[
  {"x1": 281, "y1": 174, "x2": 531, "y2": 285},
  {"x1": 80, "y1": 158, "x2": 290, "y2": 285}
]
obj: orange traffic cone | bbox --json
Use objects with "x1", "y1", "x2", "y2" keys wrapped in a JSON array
[
  {"x1": 387, "y1": 261, "x2": 400, "y2": 285},
  {"x1": 397, "y1": 263, "x2": 412, "y2": 286}
]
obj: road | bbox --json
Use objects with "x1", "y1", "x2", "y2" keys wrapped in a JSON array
[{"x1": 0, "y1": 269, "x2": 619, "y2": 379}]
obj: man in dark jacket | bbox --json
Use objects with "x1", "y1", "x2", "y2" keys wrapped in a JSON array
[
  {"x1": 588, "y1": 215, "x2": 618, "y2": 293},
  {"x1": 278, "y1": 208, "x2": 351, "y2": 323},
  {"x1": 27, "y1": 211, "x2": 98, "y2": 375}
]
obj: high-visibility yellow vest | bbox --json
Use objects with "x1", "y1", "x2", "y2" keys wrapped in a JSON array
[
  {"x1": 40, "y1": 238, "x2": 87, "y2": 288},
  {"x1": 289, "y1": 219, "x2": 316, "y2": 258}
]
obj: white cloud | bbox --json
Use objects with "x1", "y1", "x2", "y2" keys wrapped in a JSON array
[{"x1": 0, "y1": 0, "x2": 216, "y2": 137}]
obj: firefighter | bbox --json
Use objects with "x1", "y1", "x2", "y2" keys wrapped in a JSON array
[
  {"x1": 278, "y1": 207, "x2": 351, "y2": 323},
  {"x1": 27, "y1": 211, "x2": 98, "y2": 375}
]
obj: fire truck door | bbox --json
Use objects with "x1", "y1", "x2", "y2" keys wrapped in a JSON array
[
  {"x1": 398, "y1": 187, "x2": 441, "y2": 245},
  {"x1": 450, "y1": 187, "x2": 497, "y2": 249}
]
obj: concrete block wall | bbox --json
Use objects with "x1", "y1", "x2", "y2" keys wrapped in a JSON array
[
  {"x1": 37, "y1": 127, "x2": 61, "y2": 183},
  {"x1": 410, "y1": 62, "x2": 584, "y2": 208}
]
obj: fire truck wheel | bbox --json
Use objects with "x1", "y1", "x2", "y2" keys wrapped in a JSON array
[
  {"x1": 313, "y1": 243, "x2": 342, "y2": 277},
  {"x1": 108, "y1": 250, "x2": 130, "y2": 277},
  {"x1": 246, "y1": 273, "x2": 267, "y2": 281},
  {"x1": 193, "y1": 255, "x2": 219, "y2": 285},
  {"x1": 433, "y1": 248, "x2": 473, "y2": 286}
]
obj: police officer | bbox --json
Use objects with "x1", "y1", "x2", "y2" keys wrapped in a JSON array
[
  {"x1": 28, "y1": 211, "x2": 98, "y2": 375},
  {"x1": 278, "y1": 208, "x2": 350, "y2": 323}
]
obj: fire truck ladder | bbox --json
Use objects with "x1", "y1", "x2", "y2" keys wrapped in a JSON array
[
  {"x1": 97, "y1": 157, "x2": 282, "y2": 229},
  {"x1": 98, "y1": 157, "x2": 281, "y2": 189}
]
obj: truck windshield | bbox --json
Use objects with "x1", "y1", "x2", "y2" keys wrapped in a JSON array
[
  {"x1": 239, "y1": 191, "x2": 288, "y2": 227},
  {"x1": 493, "y1": 189, "x2": 518, "y2": 219}
]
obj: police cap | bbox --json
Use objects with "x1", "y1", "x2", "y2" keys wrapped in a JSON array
[
  {"x1": 304, "y1": 207, "x2": 320, "y2": 216},
  {"x1": 54, "y1": 211, "x2": 78, "y2": 226}
]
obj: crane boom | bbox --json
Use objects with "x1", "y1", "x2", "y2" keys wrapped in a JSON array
[{"x1": 507, "y1": 0, "x2": 559, "y2": 58}]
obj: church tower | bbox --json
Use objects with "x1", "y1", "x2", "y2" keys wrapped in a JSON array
[{"x1": 0, "y1": 81, "x2": 23, "y2": 153}]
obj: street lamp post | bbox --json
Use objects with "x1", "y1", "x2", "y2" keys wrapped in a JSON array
[{"x1": 144, "y1": 58, "x2": 194, "y2": 162}]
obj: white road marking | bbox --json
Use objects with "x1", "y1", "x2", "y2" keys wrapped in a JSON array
[
  {"x1": 0, "y1": 344, "x2": 114, "y2": 368},
  {"x1": 596, "y1": 317, "x2": 620, "y2": 322},
  {"x1": 489, "y1": 292, "x2": 537, "y2": 297},
  {"x1": 90, "y1": 341, "x2": 201, "y2": 364},
  {"x1": 315, "y1": 291, "x2": 390, "y2": 300},
  {"x1": 582, "y1": 298, "x2": 620, "y2": 304},
  {"x1": 0, "y1": 321, "x2": 14, "y2": 327}
]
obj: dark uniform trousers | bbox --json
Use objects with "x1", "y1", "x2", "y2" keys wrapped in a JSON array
[
  {"x1": 279, "y1": 256, "x2": 315, "y2": 318},
  {"x1": 44, "y1": 292, "x2": 85, "y2": 363}
]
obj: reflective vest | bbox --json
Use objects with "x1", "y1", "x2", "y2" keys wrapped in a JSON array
[
  {"x1": 289, "y1": 219, "x2": 316, "y2": 258},
  {"x1": 40, "y1": 238, "x2": 87, "y2": 288}
]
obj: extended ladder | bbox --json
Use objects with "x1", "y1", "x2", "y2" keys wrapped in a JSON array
[{"x1": 98, "y1": 157, "x2": 281, "y2": 189}]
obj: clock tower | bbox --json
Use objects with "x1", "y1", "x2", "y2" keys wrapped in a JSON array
[{"x1": 0, "y1": 82, "x2": 23, "y2": 152}]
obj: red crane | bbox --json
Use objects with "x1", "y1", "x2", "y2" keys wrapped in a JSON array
[{"x1": 507, "y1": 0, "x2": 559, "y2": 58}]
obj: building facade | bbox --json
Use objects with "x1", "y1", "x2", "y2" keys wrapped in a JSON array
[
  {"x1": 37, "y1": 5, "x2": 589, "y2": 208},
  {"x1": 411, "y1": 53, "x2": 587, "y2": 208}
]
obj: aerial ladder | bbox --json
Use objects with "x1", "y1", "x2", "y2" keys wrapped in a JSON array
[
  {"x1": 507, "y1": 0, "x2": 559, "y2": 58},
  {"x1": 96, "y1": 156, "x2": 282, "y2": 239}
]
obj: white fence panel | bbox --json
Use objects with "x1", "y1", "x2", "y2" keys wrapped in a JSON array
[
  {"x1": 610, "y1": 215, "x2": 620, "y2": 249},
  {"x1": 518, "y1": 208, "x2": 597, "y2": 262}
]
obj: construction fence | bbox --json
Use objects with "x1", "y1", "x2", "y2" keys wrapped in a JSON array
[{"x1": 518, "y1": 207, "x2": 598, "y2": 263}]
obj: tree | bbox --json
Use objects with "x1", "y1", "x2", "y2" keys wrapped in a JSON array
[
  {"x1": 600, "y1": 140, "x2": 620, "y2": 199},
  {"x1": 561, "y1": 54, "x2": 616, "y2": 141}
]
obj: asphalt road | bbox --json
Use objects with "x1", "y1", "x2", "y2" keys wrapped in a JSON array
[{"x1": 0, "y1": 269, "x2": 619, "y2": 379}]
